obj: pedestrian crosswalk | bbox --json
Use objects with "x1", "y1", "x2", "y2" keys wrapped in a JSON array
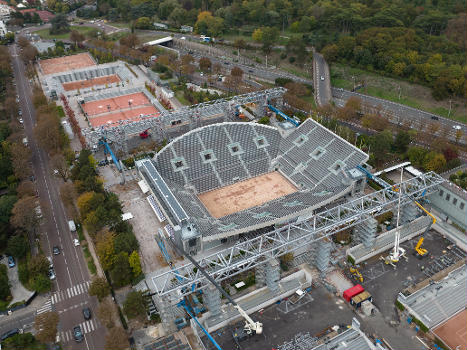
[
  {"x1": 36, "y1": 299, "x2": 53, "y2": 315},
  {"x1": 51, "y1": 281, "x2": 91, "y2": 304},
  {"x1": 57, "y1": 319, "x2": 97, "y2": 343}
]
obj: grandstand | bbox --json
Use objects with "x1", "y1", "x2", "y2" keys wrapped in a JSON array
[{"x1": 137, "y1": 119, "x2": 368, "y2": 255}]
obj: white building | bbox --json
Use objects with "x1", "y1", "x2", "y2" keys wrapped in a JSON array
[
  {"x1": 0, "y1": 20, "x2": 7, "y2": 37},
  {"x1": 0, "y1": 4, "x2": 12, "y2": 21}
]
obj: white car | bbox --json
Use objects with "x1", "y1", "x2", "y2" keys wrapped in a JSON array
[
  {"x1": 18, "y1": 118, "x2": 23, "y2": 124},
  {"x1": 453, "y1": 125, "x2": 462, "y2": 130},
  {"x1": 320, "y1": 76, "x2": 325, "y2": 81},
  {"x1": 73, "y1": 239, "x2": 80, "y2": 246},
  {"x1": 48, "y1": 268, "x2": 56, "y2": 280}
]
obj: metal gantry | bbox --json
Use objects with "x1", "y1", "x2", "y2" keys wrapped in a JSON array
[
  {"x1": 82, "y1": 88, "x2": 287, "y2": 149},
  {"x1": 151, "y1": 171, "x2": 444, "y2": 297}
]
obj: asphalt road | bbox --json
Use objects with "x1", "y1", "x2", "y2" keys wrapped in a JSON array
[
  {"x1": 313, "y1": 52, "x2": 332, "y2": 106},
  {"x1": 332, "y1": 88, "x2": 467, "y2": 143},
  {"x1": 6, "y1": 44, "x2": 105, "y2": 350}
]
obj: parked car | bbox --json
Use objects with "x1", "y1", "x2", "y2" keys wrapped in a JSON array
[
  {"x1": 47, "y1": 256, "x2": 53, "y2": 268},
  {"x1": 73, "y1": 239, "x2": 80, "y2": 247},
  {"x1": 82, "y1": 307, "x2": 91, "y2": 320},
  {"x1": 320, "y1": 76, "x2": 325, "y2": 81},
  {"x1": 53, "y1": 246, "x2": 60, "y2": 255},
  {"x1": 7, "y1": 256, "x2": 15, "y2": 268},
  {"x1": 73, "y1": 326, "x2": 84, "y2": 342},
  {"x1": 48, "y1": 268, "x2": 56, "y2": 280}
]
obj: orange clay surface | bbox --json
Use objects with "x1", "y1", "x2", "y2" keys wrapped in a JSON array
[
  {"x1": 39, "y1": 53, "x2": 96, "y2": 75},
  {"x1": 433, "y1": 310, "x2": 467, "y2": 350},
  {"x1": 62, "y1": 74, "x2": 120, "y2": 91},
  {"x1": 198, "y1": 171, "x2": 297, "y2": 218},
  {"x1": 88, "y1": 106, "x2": 159, "y2": 127},
  {"x1": 82, "y1": 92, "x2": 151, "y2": 116}
]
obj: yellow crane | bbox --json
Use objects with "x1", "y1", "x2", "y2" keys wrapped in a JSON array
[{"x1": 413, "y1": 201, "x2": 436, "y2": 258}]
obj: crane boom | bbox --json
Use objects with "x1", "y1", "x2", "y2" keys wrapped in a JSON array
[{"x1": 162, "y1": 231, "x2": 263, "y2": 334}]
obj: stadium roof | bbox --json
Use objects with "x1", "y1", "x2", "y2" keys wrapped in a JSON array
[
  {"x1": 312, "y1": 327, "x2": 376, "y2": 350},
  {"x1": 145, "y1": 120, "x2": 368, "y2": 240},
  {"x1": 397, "y1": 264, "x2": 467, "y2": 329}
]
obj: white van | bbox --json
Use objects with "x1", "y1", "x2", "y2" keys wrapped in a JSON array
[
  {"x1": 22, "y1": 137, "x2": 28, "y2": 146},
  {"x1": 68, "y1": 220, "x2": 76, "y2": 232}
]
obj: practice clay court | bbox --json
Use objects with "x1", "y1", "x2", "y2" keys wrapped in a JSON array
[
  {"x1": 198, "y1": 171, "x2": 298, "y2": 218},
  {"x1": 62, "y1": 74, "x2": 121, "y2": 91},
  {"x1": 39, "y1": 53, "x2": 96, "y2": 75},
  {"x1": 433, "y1": 309, "x2": 467, "y2": 350},
  {"x1": 82, "y1": 92, "x2": 160, "y2": 128}
]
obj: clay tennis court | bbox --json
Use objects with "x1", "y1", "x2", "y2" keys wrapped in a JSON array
[
  {"x1": 39, "y1": 53, "x2": 96, "y2": 75},
  {"x1": 62, "y1": 74, "x2": 120, "y2": 91},
  {"x1": 82, "y1": 92, "x2": 151, "y2": 116},
  {"x1": 198, "y1": 172, "x2": 297, "y2": 218},
  {"x1": 88, "y1": 106, "x2": 159, "y2": 127},
  {"x1": 433, "y1": 309, "x2": 467, "y2": 350}
]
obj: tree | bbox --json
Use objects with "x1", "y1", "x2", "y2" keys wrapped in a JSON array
[
  {"x1": 321, "y1": 44, "x2": 339, "y2": 63},
  {"x1": 34, "y1": 312, "x2": 59, "y2": 343},
  {"x1": 407, "y1": 146, "x2": 429, "y2": 168},
  {"x1": 7, "y1": 235, "x2": 28, "y2": 259},
  {"x1": 60, "y1": 182, "x2": 77, "y2": 218},
  {"x1": 284, "y1": 82, "x2": 307, "y2": 97},
  {"x1": 21, "y1": 45, "x2": 38, "y2": 63},
  {"x1": 199, "y1": 57, "x2": 212, "y2": 72},
  {"x1": 129, "y1": 251, "x2": 142, "y2": 277},
  {"x1": 34, "y1": 114, "x2": 62, "y2": 154},
  {"x1": 10, "y1": 143, "x2": 31, "y2": 181},
  {"x1": 370, "y1": 130, "x2": 393, "y2": 164},
  {"x1": 50, "y1": 153, "x2": 69, "y2": 181},
  {"x1": 114, "y1": 231, "x2": 138, "y2": 255},
  {"x1": 10, "y1": 196, "x2": 39, "y2": 233},
  {"x1": 50, "y1": 13, "x2": 70, "y2": 34},
  {"x1": 105, "y1": 327, "x2": 129, "y2": 350},
  {"x1": 195, "y1": 11, "x2": 224, "y2": 36},
  {"x1": 254, "y1": 26, "x2": 279, "y2": 54},
  {"x1": 393, "y1": 130, "x2": 412, "y2": 154},
  {"x1": 455, "y1": 129, "x2": 463, "y2": 144},
  {"x1": 2, "y1": 333, "x2": 43, "y2": 350},
  {"x1": 96, "y1": 230, "x2": 115, "y2": 271},
  {"x1": 88, "y1": 276, "x2": 110, "y2": 301},
  {"x1": 123, "y1": 290, "x2": 145, "y2": 319},
  {"x1": 110, "y1": 252, "x2": 131, "y2": 287},
  {"x1": 17, "y1": 180, "x2": 35, "y2": 198},
  {"x1": 97, "y1": 299, "x2": 115, "y2": 328},
  {"x1": 30, "y1": 274, "x2": 51, "y2": 293},
  {"x1": 119, "y1": 34, "x2": 139, "y2": 49},
  {"x1": 29, "y1": 255, "x2": 49, "y2": 276},
  {"x1": 0, "y1": 195, "x2": 17, "y2": 227},
  {"x1": 424, "y1": 151, "x2": 446, "y2": 172},
  {"x1": 0, "y1": 264, "x2": 11, "y2": 301},
  {"x1": 231, "y1": 67, "x2": 243, "y2": 78},
  {"x1": 70, "y1": 30, "x2": 85, "y2": 46}
]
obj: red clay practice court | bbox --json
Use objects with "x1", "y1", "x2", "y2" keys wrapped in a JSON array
[
  {"x1": 39, "y1": 53, "x2": 96, "y2": 75},
  {"x1": 433, "y1": 309, "x2": 467, "y2": 350},
  {"x1": 88, "y1": 106, "x2": 159, "y2": 128},
  {"x1": 82, "y1": 92, "x2": 153, "y2": 116},
  {"x1": 62, "y1": 74, "x2": 121, "y2": 91}
]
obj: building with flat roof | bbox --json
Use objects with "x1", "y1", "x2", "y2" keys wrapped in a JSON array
[{"x1": 429, "y1": 181, "x2": 467, "y2": 230}]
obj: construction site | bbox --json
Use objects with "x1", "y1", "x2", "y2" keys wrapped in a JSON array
[{"x1": 36, "y1": 53, "x2": 467, "y2": 350}]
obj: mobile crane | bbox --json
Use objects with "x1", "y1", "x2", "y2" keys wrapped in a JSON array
[
  {"x1": 161, "y1": 230, "x2": 263, "y2": 336},
  {"x1": 413, "y1": 201, "x2": 436, "y2": 258}
]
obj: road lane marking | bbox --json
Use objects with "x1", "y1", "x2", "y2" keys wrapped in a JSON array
[{"x1": 66, "y1": 288, "x2": 71, "y2": 298}]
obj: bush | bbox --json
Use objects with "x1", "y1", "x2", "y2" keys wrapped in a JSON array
[
  {"x1": 123, "y1": 291, "x2": 146, "y2": 319},
  {"x1": 257, "y1": 116, "x2": 270, "y2": 125},
  {"x1": 411, "y1": 315, "x2": 429, "y2": 333},
  {"x1": 288, "y1": 56, "x2": 296, "y2": 63},
  {"x1": 280, "y1": 52, "x2": 287, "y2": 59},
  {"x1": 395, "y1": 299, "x2": 405, "y2": 311},
  {"x1": 347, "y1": 255, "x2": 355, "y2": 265},
  {"x1": 275, "y1": 77, "x2": 293, "y2": 87}
]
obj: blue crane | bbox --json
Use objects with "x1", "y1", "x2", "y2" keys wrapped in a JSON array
[
  {"x1": 99, "y1": 137, "x2": 122, "y2": 172},
  {"x1": 155, "y1": 230, "x2": 221, "y2": 349},
  {"x1": 267, "y1": 104, "x2": 300, "y2": 127}
]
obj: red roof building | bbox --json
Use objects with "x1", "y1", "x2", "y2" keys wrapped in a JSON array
[{"x1": 19, "y1": 9, "x2": 55, "y2": 22}]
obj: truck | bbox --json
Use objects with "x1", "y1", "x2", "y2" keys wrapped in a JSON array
[
  {"x1": 343, "y1": 284, "x2": 364, "y2": 302},
  {"x1": 68, "y1": 220, "x2": 76, "y2": 232}
]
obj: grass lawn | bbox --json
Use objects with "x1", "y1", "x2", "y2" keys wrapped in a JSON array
[
  {"x1": 175, "y1": 90, "x2": 190, "y2": 106},
  {"x1": 107, "y1": 22, "x2": 131, "y2": 29},
  {"x1": 33, "y1": 26, "x2": 95, "y2": 40},
  {"x1": 331, "y1": 63, "x2": 466, "y2": 123}
]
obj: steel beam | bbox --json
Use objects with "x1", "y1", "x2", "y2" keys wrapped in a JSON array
[
  {"x1": 82, "y1": 87, "x2": 286, "y2": 148},
  {"x1": 150, "y1": 171, "x2": 444, "y2": 297}
]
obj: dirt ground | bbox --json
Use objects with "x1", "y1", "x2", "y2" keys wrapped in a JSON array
[
  {"x1": 39, "y1": 52, "x2": 96, "y2": 75},
  {"x1": 198, "y1": 171, "x2": 297, "y2": 218},
  {"x1": 111, "y1": 180, "x2": 167, "y2": 274}
]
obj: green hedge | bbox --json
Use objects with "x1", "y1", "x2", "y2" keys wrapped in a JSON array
[
  {"x1": 395, "y1": 299, "x2": 405, "y2": 311},
  {"x1": 411, "y1": 315, "x2": 429, "y2": 333},
  {"x1": 347, "y1": 255, "x2": 355, "y2": 265}
]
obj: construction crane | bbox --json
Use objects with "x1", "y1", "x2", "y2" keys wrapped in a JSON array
[
  {"x1": 160, "y1": 230, "x2": 263, "y2": 336},
  {"x1": 99, "y1": 137, "x2": 122, "y2": 172},
  {"x1": 413, "y1": 201, "x2": 436, "y2": 258},
  {"x1": 267, "y1": 105, "x2": 300, "y2": 127}
]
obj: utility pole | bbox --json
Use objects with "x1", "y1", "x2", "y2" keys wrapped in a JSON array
[
  {"x1": 448, "y1": 99, "x2": 452, "y2": 117},
  {"x1": 398, "y1": 85, "x2": 401, "y2": 100}
]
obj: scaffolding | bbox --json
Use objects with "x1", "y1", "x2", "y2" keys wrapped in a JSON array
[
  {"x1": 82, "y1": 87, "x2": 286, "y2": 150},
  {"x1": 150, "y1": 171, "x2": 443, "y2": 298}
]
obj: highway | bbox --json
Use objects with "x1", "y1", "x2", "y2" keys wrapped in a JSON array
[
  {"x1": 4, "y1": 44, "x2": 105, "y2": 350},
  {"x1": 332, "y1": 88, "x2": 467, "y2": 143}
]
